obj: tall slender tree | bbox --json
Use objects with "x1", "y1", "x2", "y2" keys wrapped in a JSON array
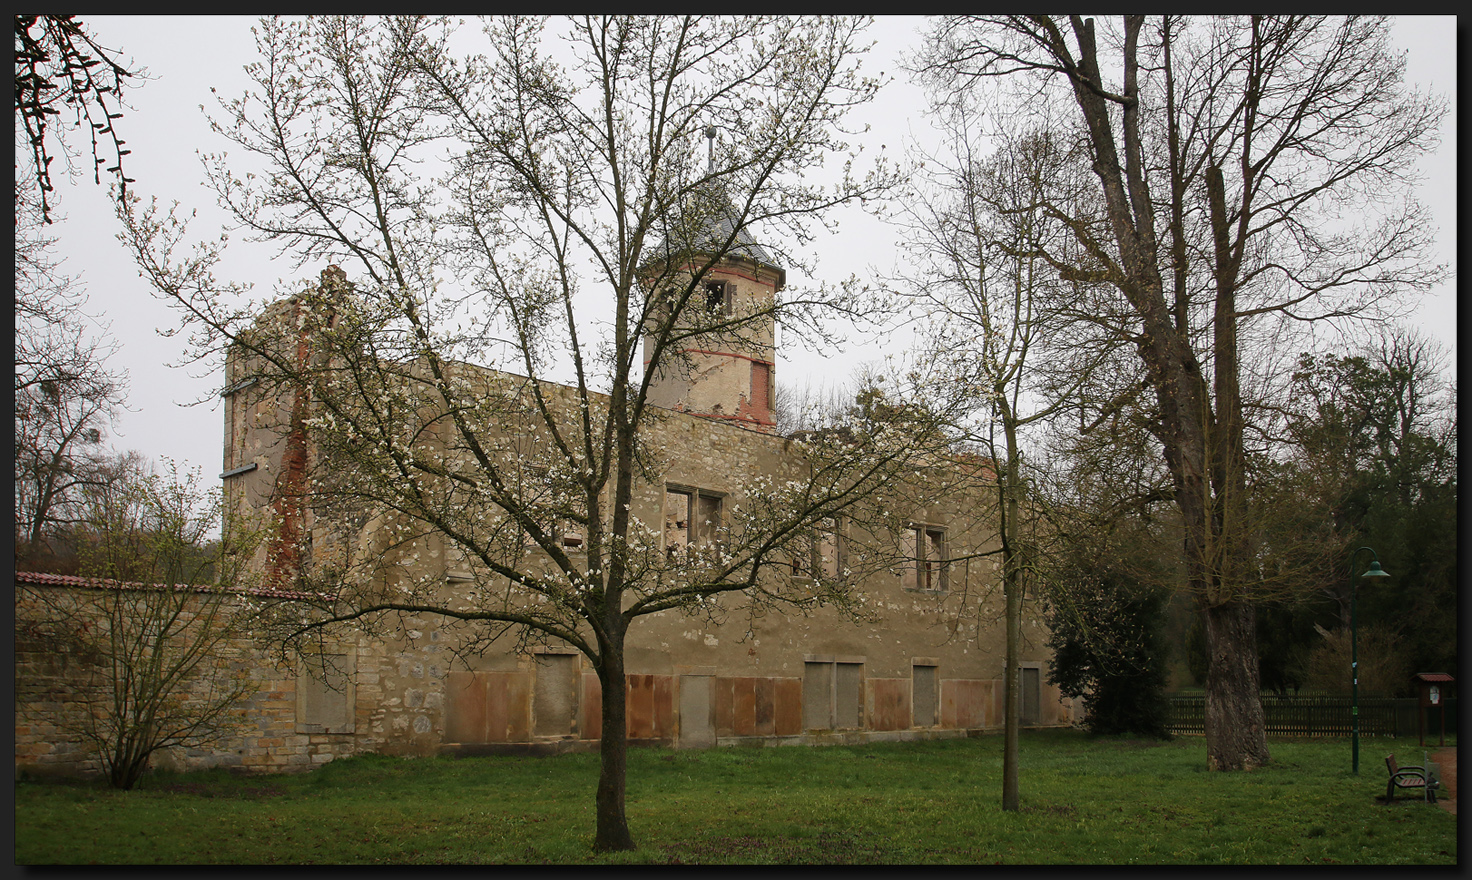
[{"x1": 893, "y1": 99, "x2": 1110, "y2": 807}]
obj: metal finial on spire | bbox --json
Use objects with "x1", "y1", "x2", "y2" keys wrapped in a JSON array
[{"x1": 704, "y1": 125, "x2": 717, "y2": 173}]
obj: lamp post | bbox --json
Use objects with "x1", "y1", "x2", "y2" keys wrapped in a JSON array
[{"x1": 1350, "y1": 547, "x2": 1390, "y2": 775}]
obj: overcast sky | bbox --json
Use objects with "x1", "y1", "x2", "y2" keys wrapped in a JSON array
[{"x1": 37, "y1": 15, "x2": 1458, "y2": 485}]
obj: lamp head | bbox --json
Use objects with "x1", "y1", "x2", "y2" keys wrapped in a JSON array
[{"x1": 1361, "y1": 560, "x2": 1390, "y2": 578}]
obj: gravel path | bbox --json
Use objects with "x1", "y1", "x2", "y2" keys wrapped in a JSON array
[{"x1": 1431, "y1": 746, "x2": 1456, "y2": 815}]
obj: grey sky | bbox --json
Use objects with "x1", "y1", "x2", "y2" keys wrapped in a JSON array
[{"x1": 37, "y1": 15, "x2": 1458, "y2": 484}]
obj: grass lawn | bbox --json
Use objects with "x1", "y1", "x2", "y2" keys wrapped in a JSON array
[{"x1": 15, "y1": 730, "x2": 1457, "y2": 865}]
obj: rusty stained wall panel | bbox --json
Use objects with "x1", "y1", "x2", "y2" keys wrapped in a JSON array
[
  {"x1": 580, "y1": 673, "x2": 601, "y2": 741},
  {"x1": 714, "y1": 676, "x2": 736, "y2": 735},
  {"x1": 941, "y1": 679, "x2": 996, "y2": 730},
  {"x1": 774, "y1": 678, "x2": 803, "y2": 736},
  {"x1": 753, "y1": 677, "x2": 775, "y2": 736},
  {"x1": 627, "y1": 673, "x2": 655, "y2": 739},
  {"x1": 715, "y1": 676, "x2": 802, "y2": 737},
  {"x1": 733, "y1": 677, "x2": 758, "y2": 735},
  {"x1": 444, "y1": 671, "x2": 485, "y2": 743},
  {"x1": 578, "y1": 673, "x2": 676, "y2": 741},
  {"x1": 867, "y1": 678, "x2": 912, "y2": 732},
  {"x1": 653, "y1": 674, "x2": 674, "y2": 738},
  {"x1": 444, "y1": 671, "x2": 533, "y2": 743}
]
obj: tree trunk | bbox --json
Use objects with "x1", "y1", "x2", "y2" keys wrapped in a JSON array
[
  {"x1": 1002, "y1": 571, "x2": 1021, "y2": 811},
  {"x1": 1000, "y1": 416, "x2": 1023, "y2": 812},
  {"x1": 1202, "y1": 596, "x2": 1269, "y2": 770},
  {"x1": 593, "y1": 635, "x2": 635, "y2": 852},
  {"x1": 1059, "y1": 15, "x2": 1271, "y2": 773}
]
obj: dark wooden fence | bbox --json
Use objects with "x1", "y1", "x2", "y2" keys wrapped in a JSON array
[{"x1": 1167, "y1": 695, "x2": 1457, "y2": 738}]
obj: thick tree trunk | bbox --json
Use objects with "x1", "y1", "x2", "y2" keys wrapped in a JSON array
[
  {"x1": 1059, "y1": 17, "x2": 1271, "y2": 774},
  {"x1": 1202, "y1": 597, "x2": 1270, "y2": 770},
  {"x1": 593, "y1": 637, "x2": 635, "y2": 852}
]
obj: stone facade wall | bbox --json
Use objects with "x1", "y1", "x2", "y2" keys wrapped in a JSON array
[
  {"x1": 16, "y1": 566, "x2": 1076, "y2": 780},
  {"x1": 13, "y1": 578, "x2": 361, "y2": 778}
]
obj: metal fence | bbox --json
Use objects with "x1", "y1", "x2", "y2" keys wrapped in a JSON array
[{"x1": 1167, "y1": 695, "x2": 1457, "y2": 738}]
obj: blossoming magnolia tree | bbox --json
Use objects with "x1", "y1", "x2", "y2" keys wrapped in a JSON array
[{"x1": 118, "y1": 15, "x2": 952, "y2": 852}]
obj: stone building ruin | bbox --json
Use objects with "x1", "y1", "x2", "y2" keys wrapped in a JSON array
[{"x1": 15, "y1": 217, "x2": 1077, "y2": 780}]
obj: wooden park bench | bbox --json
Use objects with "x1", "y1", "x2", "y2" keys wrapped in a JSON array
[{"x1": 1385, "y1": 753, "x2": 1440, "y2": 804}]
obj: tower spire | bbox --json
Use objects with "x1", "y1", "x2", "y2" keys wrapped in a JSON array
[{"x1": 705, "y1": 124, "x2": 716, "y2": 174}]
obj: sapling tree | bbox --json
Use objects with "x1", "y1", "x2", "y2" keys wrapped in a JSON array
[
  {"x1": 892, "y1": 96, "x2": 1113, "y2": 808},
  {"x1": 15, "y1": 461, "x2": 264, "y2": 790}
]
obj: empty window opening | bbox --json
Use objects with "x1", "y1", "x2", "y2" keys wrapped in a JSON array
[
  {"x1": 705, "y1": 281, "x2": 729, "y2": 313},
  {"x1": 792, "y1": 517, "x2": 842, "y2": 579},
  {"x1": 901, "y1": 524, "x2": 948, "y2": 591},
  {"x1": 666, "y1": 487, "x2": 723, "y2": 558}
]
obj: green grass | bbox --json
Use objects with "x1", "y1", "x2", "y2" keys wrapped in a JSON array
[{"x1": 15, "y1": 730, "x2": 1457, "y2": 865}]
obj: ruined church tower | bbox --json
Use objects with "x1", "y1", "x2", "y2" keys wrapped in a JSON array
[{"x1": 641, "y1": 128, "x2": 785, "y2": 431}]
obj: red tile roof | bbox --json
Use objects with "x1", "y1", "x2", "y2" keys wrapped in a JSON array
[{"x1": 13, "y1": 569, "x2": 322, "y2": 600}]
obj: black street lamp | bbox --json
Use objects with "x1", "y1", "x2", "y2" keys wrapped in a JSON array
[{"x1": 1350, "y1": 546, "x2": 1390, "y2": 775}]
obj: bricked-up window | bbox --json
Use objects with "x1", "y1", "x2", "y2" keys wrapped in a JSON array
[
  {"x1": 297, "y1": 653, "x2": 355, "y2": 734},
  {"x1": 665, "y1": 487, "x2": 723, "y2": 558},
  {"x1": 750, "y1": 361, "x2": 771, "y2": 414},
  {"x1": 913, "y1": 662, "x2": 938, "y2": 728},
  {"x1": 1021, "y1": 666, "x2": 1041, "y2": 726},
  {"x1": 901, "y1": 524, "x2": 947, "y2": 591},
  {"x1": 802, "y1": 658, "x2": 864, "y2": 731}
]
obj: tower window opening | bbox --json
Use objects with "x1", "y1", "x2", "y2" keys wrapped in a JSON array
[{"x1": 705, "y1": 281, "x2": 729, "y2": 313}]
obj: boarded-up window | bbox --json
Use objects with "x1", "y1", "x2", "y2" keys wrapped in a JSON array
[
  {"x1": 1021, "y1": 666, "x2": 1040, "y2": 726},
  {"x1": 913, "y1": 664, "x2": 938, "y2": 728},
  {"x1": 297, "y1": 653, "x2": 355, "y2": 734},
  {"x1": 534, "y1": 653, "x2": 579, "y2": 738}
]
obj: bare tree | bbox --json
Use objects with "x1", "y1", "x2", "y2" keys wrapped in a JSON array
[
  {"x1": 14, "y1": 186, "x2": 129, "y2": 561},
  {"x1": 893, "y1": 100, "x2": 1114, "y2": 808},
  {"x1": 15, "y1": 461, "x2": 264, "y2": 790},
  {"x1": 917, "y1": 15, "x2": 1445, "y2": 770},
  {"x1": 119, "y1": 15, "x2": 913, "y2": 851}
]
